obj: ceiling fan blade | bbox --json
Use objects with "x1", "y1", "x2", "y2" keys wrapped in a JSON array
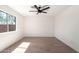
[
  {"x1": 42, "y1": 5, "x2": 48, "y2": 8},
  {"x1": 42, "y1": 12, "x2": 47, "y2": 13},
  {"x1": 29, "y1": 11, "x2": 38, "y2": 12},
  {"x1": 34, "y1": 5, "x2": 39, "y2": 10},
  {"x1": 41, "y1": 7, "x2": 50, "y2": 11},
  {"x1": 31, "y1": 6, "x2": 35, "y2": 8},
  {"x1": 37, "y1": 12, "x2": 39, "y2": 14}
]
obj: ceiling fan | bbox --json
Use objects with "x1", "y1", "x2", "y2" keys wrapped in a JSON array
[{"x1": 29, "y1": 5, "x2": 50, "y2": 14}]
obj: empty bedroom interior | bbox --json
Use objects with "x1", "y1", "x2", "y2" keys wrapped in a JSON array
[{"x1": 0, "y1": 5, "x2": 79, "y2": 53}]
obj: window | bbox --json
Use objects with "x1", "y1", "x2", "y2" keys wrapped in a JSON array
[{"x1": 0, "y1": 10, "x2": 16, "y2": 33}]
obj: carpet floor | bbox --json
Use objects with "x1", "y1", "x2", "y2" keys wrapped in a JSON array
[{"x1": 1, "y1": 37, "x2": 77, "y2": 53}]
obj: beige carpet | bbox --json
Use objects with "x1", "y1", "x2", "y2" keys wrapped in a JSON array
[{"x1": 1, "y1": 37, "x2": 77, "y2": 53}]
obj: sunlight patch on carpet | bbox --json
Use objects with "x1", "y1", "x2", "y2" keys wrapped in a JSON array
[{"x1": 12, "y1": 42, "x2": 30, "y2": 53}]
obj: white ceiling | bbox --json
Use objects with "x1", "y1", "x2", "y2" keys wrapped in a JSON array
[{"x1": 9, "y1": 5, "x2": 71, "y2": 16}]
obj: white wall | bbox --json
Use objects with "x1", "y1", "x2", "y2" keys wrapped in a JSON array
[
  {"x1": 55, "y1": 6, "x2": 79, "y2": 52},
  {"x1": 0, "y1": 5, "x2": 24, "y2": 51},
  {"x1": 24, "y1": 15, "x2": 54, "y2": 37}
]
